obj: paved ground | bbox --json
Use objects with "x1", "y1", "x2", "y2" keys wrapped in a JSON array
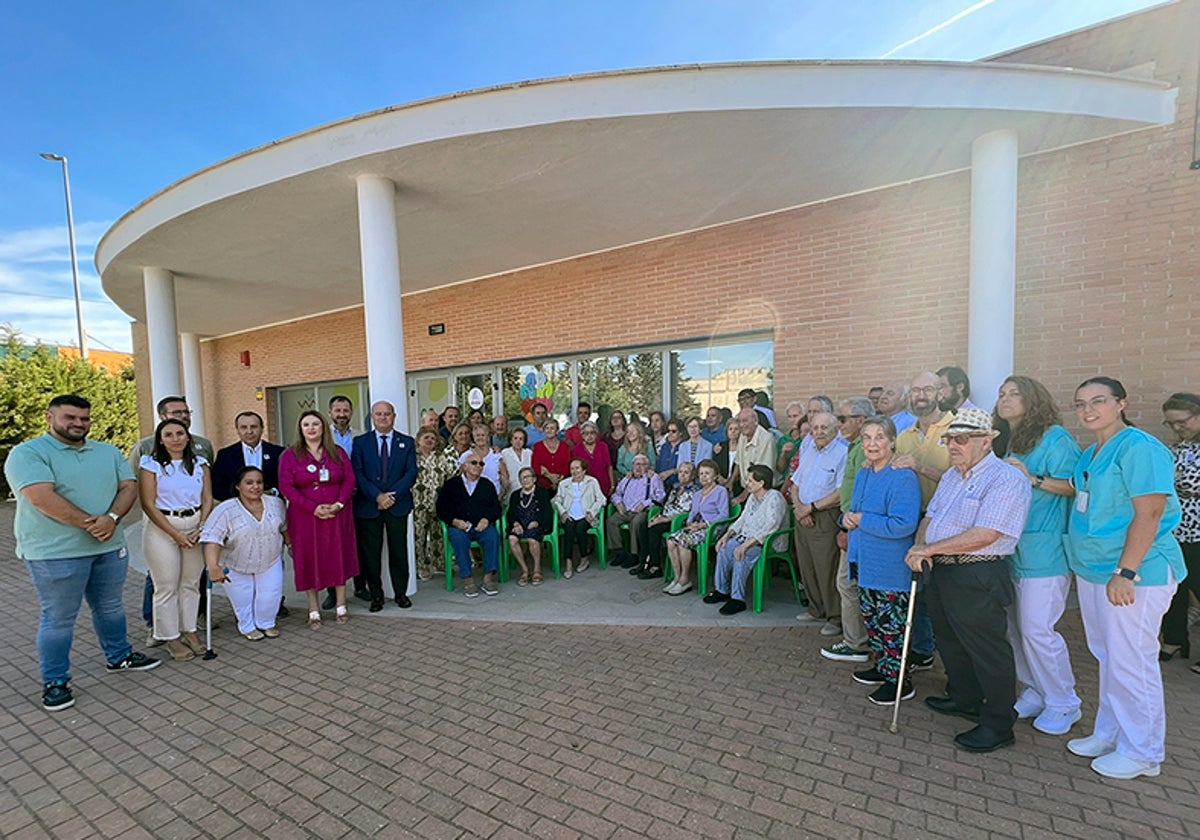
[{"x1": 1, "y1": 502, "x2": 1199, "y2": 839}]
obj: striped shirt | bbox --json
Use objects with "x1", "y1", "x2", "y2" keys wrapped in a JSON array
[{"x1": 925, "y1": 452, "x2": 1031, "y2": 555}]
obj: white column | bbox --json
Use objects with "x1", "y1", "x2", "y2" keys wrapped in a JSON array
[
  {"x1": 180, "y1": 332, "x2": 206, "y2": 437},
  {"x1": 143, "y1": 267, "x2": 181, "y2": 403},
  {"x1": 355, "y1": 174, "x2": 408, "y2": 429},
  {"x1": 968, "y1": 129, "x2": 1018, "y2": 406}
]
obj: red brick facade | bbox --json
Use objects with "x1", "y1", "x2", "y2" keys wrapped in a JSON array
[{"x1": 139, "y1": 2, "x2": 1199, "y2": 449}]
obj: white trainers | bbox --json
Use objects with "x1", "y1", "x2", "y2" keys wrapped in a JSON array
[
  {"x1": 1067, "y1": 733, "x2": 1117, "y2": 758},
  {"x1": 1090, "y1": 751, "x2": 1160, "y2": 780},
  {"x1": 1033, "y1": 708, "x2": 1082, "y2": 736},
  {"x1": 663, "y1": 581, "x2": 677, "y2": 593},
  {"x1": 1013, "y1": 689, "x2": 1044, "y2": 720}
]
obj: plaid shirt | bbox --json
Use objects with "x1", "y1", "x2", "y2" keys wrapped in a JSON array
[{"x1": 925, "y1": 452, "x2": 1031, "y2": 555}]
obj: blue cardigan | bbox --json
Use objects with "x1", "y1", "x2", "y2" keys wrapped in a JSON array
[{"x1": 846, "y1": 464, "x2": 922, "y2": 592}]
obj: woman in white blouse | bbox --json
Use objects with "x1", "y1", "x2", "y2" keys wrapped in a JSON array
[
  {"x1": 552, "y1": 457, "x2": 605, "y2": 578},
  {"x1": 138, "y1": 419, "x2": 213, "y2": 661},
  {"x1": 201, "y1": 467, "x2": 288, "y2": 641}
]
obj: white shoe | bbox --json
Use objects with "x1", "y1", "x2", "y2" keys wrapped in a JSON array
[
  {"x1": 671, "y1": 581, "x2": 693, "y2": 596},
  {"x1": 819, "y1": 621, "x2": 842, "y2": 637},
  {"x1": 662, "y1": 581, "x2": 676, "y2": 593},
  {"x1": 1068, "y1": 733, "x2": 1117, "y2": 758},
  {"x1": 1090, "y1": 751, "x2": 1160, "y2": 780},
  {"x1": 1033, "y1": 708, "x2": 1082, "y2": 736},
  {"x1": 1013, "y1": 689, "x2": 1044, "y2": 720}
]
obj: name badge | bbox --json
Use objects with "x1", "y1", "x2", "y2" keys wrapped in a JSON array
[
  {"x1": 307, "y1": 464, "x2": 317, "y2": 474},
  {"x1": 319, "y1": 468, "x2": 330, "y2": 482},
  {"x1": 1074, "y1": 491, "x2": 1089, "y2": 514}
]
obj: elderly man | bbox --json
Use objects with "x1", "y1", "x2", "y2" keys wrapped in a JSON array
[
  {"x1": 936, "y1": 366, "x2": 981, "y2": 414},
  {"x1": 878, "y1": 381, "x2": 916, "y2": 434},
  {"x1": 7, "y1": 394, "x2": 161, "y2": 711},
  {"x1": 905, "y1": 408, "x2": 1031, "y2": 753},
  {"x1": 730, "y1": 408, "x2": 777, "y2": 504},
  {"x1": 820, "y1": 396, "x2": 875, "y2": 662},
  {"x1": 792, "y1": 412, "x2": 848, "y2": 635},
  {"x1": 868, "y1": 386, "x2": 884, "y2": 412},
  {"x1": 489, "y1": 414, "x2": 510, "y2": 449},
  {"x1": 419, "y1": 409, "x2": 440, "y2": 430},
  {"x1": 436, "y1": 452, "x2": 502, "y2": 598},
  {"x1": 607, "y1": 453, "x2": 666, "y2": 568}
]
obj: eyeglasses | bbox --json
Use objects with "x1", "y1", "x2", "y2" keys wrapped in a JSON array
[
  {"x1": 836, "y1": 414, "x2": 865, "y2": 423},
  {"x1": 667, "y1": 427, "x2": 680, "y2": 434},
  {"x1": 1073, "y1": 396, "x2": 1117, "y2": 411},
  {"x1": 467, "y1": 460, "x2": 484, "y2": 466},
  {"x1": 943, "y1": 433, "x2": 989, "y2": 445},
  {"x1": 911, "y1": 386, "x2": 938, "y2": 396},
  {"x1": 1163, "y1": 417, "x2": 1197, "y2": 430}
]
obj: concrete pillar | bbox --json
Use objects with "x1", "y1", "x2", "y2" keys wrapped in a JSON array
[
  {"x1": 143, "y1": 267, "x2": 181, "y2": 404},
  {"x1": 968, "y1": 129, "x2": 1018, "y2": 408},
  {"x1": 355, "y1": 174, "x2": 408, "y2": 429},
  {"x1": 180, "y1": 332, "x2": 206, "y2": 437}
]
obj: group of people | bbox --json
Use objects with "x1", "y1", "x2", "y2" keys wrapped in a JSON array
[{"x1": 7, "y1": 369, "x2": 1196, "y2": 785}]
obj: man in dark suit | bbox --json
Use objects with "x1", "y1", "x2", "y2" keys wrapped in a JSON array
[
  {"x1": 351, "y1": 401, "x2": 418, "y2": 611},
  {"x1": 210, "y1": 411, "x2": 285, "y2": 502}
]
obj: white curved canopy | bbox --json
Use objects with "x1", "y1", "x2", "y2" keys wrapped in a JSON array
[{"x1": 97, "y1": 60, "x2": 1175, "y2": 337}]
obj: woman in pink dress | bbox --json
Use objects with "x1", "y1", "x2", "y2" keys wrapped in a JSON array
[{"x1": 278, "y1": 410, "x2": 358, "y2": 628}]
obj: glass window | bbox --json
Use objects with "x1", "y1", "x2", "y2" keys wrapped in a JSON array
[
  {"x1": 275, "y1": 378, "x2": 368, "y2": 444},
  {"x1": 672, "y1": 339, "x2": 773, "y2": 420},
  {"x1": 501, "y1": 362, "x2": 571, "y2": 429},
  {"x1": 578, "y1": 353, "x2": 663, "y2": 430}
]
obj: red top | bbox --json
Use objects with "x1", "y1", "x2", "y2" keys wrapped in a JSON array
[{"x1": 531, "y1": 439, "x2": 572, "y2": 490}]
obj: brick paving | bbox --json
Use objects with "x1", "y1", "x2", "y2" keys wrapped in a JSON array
[{"x1": 1, "y1": 501, "x2": 1198, "y2": 839}]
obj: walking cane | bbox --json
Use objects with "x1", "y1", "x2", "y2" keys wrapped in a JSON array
[
  {"x1": 203, "y1": 570, "x2": 219, "y2": 661},
  {"x1": 889, "y1": 564, "x2": 925, "y2": 733}
]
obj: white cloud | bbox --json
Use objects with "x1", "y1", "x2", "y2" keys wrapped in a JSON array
[{"x1": 0, "y1": 221, "x2": 133, "y2": 352}]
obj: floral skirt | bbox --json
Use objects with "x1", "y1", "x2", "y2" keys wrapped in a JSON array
[{"x1": 668, "y1": 527, "x2": 707, "y2": 549}]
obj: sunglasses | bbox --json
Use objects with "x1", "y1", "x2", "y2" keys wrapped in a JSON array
[
  {"x1": 467, "y1": 460, "x2": 484, "y2": 466},
  {"x1": 943, "y1": 433, "x2": 988, "y2": 445}
]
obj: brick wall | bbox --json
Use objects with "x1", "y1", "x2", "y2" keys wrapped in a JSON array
[{"x1": 134, "y1": 2, "x2": 1200, "y2": 449}]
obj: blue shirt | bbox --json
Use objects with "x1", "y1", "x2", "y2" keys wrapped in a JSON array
[
  {"x1": 700, "y1": 426, "x2": 728, "y2": 446},
  {"x1": 847, "y1": 463, "x2": 922, "y2": 591},
  {"x1": 891, "y1": 410, "x2": 917, "y2": 434},
  {"x1": 657, "y1": 439, "x2": 681, "y2": 487},
  {"x1": 1066, "y1": 427, "x2": 1185, "y2": 586},
  {"x1": 5, "y1": 433, "x2": 136, "y2": 560},
  {"x1": 331, "y1": 426, "x2": 355, "y2": 456},
  {"x1": 1008, "y1": 425, "x2": 1080, "y2": 578}
]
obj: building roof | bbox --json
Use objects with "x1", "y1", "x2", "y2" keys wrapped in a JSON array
[{"x1": 96, "y1": 60, "x2": 1176, "y2": 338}]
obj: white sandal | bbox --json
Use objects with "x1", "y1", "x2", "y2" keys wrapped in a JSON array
[
  {"x1": 308, "y1": 610, "x2": 322, "y2": 629},
  {"x1": 335, "y1": 604, "x2": 350, "y2": 624}
]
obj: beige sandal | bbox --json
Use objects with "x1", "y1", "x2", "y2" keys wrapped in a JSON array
[
  {"x1": 336, "y1": 604, "x2": 350, "y2": 624},
  {"x1": 308, "y1": 610, "x2": 322, "y2": 629}
]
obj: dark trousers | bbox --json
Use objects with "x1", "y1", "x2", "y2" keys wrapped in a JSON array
[
  {"x1": 355, "y1": 514, "x2": 410, "y2": 602},
  {"x1": 562, "y1": 517, "x2": 591, "y2": 558},
  {"x1": 1161, "y1": 541, "x2": 1200, "y2": 648},
  {"x1": 926, "y1": 559, "x2": 1017, "y2": 732},
  {"x1": 647, "y1": 520, "x2": 673, "y2": 568}
]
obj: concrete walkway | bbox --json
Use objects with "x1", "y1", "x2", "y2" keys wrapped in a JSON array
[{"x1": 2, "y1": 502, "x2": 1198, "y2": 839}]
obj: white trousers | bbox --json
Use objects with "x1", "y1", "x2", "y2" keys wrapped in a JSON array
[
  {"x1": 1076, "y1": 575, "x2": 1176, "y2": 763},
  {"x1": 223, "y1": 561, "x2": 284, "y2": 634},
  {"x1": 143, "y1": 511, "x2": 204, "y2": 640},
  {"x1": 1006, "y1": 575, "x2": 1080, "y2": 713}
]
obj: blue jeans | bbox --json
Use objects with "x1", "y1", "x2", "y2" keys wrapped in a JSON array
[
  {"x1": 714, "y1": 535, "x2": 762, "y2": 602},
  {"x1": 142, "y1": 570, "x2": 153, "y2": 627},
  {"x1": 447, "y1": 525, "x2": 500, "y2": 579},
  {"x1": 25, "y1": 548, "x2": 133, "y2": 683}
]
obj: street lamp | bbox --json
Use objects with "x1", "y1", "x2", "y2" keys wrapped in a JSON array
[{"x1": 39, "y1": 152, "x2": 87, "y2": 360}]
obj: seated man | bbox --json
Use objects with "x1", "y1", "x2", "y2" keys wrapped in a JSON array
[
  {"x1": 606, "y1": 454, "x2": 665, "y2": 568},
  {"x1": 435, "y1": 452, "x2": 501, "y2": 598}
]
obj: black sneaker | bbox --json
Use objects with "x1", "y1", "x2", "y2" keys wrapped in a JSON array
[
  {"x1": 908, "y1": 651, "x2": 935, "y2": 671},
  {"x1": 43, "y1": 681, "x2": 74, "y2": 711},
  {"x1": 703, "y1": 591, "x2": 730, "y2": 604},
  {"x1": 853, "y1": 667, "x2": 887, "y2": 685},
  {"x1": 718, "y1": 598, "x2": 747, "y2": 616},
  {"x1": 106, "y1": 651, "x2": 163, "y2": 672},
  {"x1": 868, "y1": 680, "x2": 915, "y2": 705}
]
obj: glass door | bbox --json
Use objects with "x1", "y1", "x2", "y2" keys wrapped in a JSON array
[
  {"x1": 409, "y1": 374, "x2": 453, "y2": 433},
  {"x1": 454, "y1": 369, "x2": 495, "y2": 423}
]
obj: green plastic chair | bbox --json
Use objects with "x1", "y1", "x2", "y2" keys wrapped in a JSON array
[
  {"x1": 585, "y1": 505, "x2": 607, "y2": 569},
  {"x1": 440, "y1": 520, "x2": 505, "y2": 591},
  {"x1": 751, "y1": 509, "x2": 803, "y2": 613},
  {"x1": 692, "y1": 503, "x2": 742, "y2": 595},
  {"x1": 501, "y1": 509, "x2": 561, "y2": 581},
  {"x1": 609, "y1": 502, "x2": 661, "y2": 563}
]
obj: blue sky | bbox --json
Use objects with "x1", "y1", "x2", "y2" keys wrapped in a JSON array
[{"x1": 1, "y1": 0, "x2": 1164, "y2": 353}]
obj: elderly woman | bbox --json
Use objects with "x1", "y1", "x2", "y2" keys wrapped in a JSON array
[
  {"x1": 553, "y1": 457, "x2": 605, "y2": 578},
  {"x1": 994, "y1": 376, "x2": 1083, "y2": 734},
  {"x1": 201, "y1": 467, "x2": 288, "y2": 641},
  {"x1": 507, "y1": 467, "x2": 554, "y2": 585},
  {"x1": 841, "y1": 417, "x2": 921, "y2": 705},
  {"x1": 572, "y1": 421, "x2": 614, "y2": 497},
  {"x1": 279, "y1": 410, "x2": 358, "y2": 628},
  {"x1": 608, "y1": 453, "x2": 666, "y2": 569},
  {"x1": 635, "y1": 460, "x2": 699, "y2": 580},
  {"x1": 499, "y1": 427, "x2": 533, "y2": 503},
  {"x1": 665, "y1": 459, "x2": 729, "y2": 595},
  {"x1": 413, "y1": 426, "x2": 459, "y2": 580},
  {"x1": 1065, "y1": 376, "x2": 1185, "y2": 780},
  {"x1": 616, "y1": 420, "x2": 651, "y2": 479},
  {"x1": 531, "y1": 418, "x2": 571, "y2": 490},
  {"x1": 459, "y1": 422, "x2": 507, "y2": 496},
  {"x1": 703, "y1": 464, "x2": 787, "y2": 615},
  {"x1": 1159, "y1": 392, "x2": 1200, "y2": 671},
  {"x1": 139, "y1": 418, "x2": 214, "y2": 661}
]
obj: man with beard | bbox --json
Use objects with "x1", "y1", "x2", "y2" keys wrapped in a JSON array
[
  {"x1": 329, "y1": 395, "x2": 357, "y2": 456},
  {"x1": 936, "y1": 366, "x2": 981, "y2": 414}
]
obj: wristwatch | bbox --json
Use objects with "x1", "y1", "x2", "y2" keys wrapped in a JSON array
[
  {"x1": 1113, "y1": 567, "x2": 1140, "y2": 582},
  {"x1": 105, "y1": 512, "x2": 121, "y2": 524}
]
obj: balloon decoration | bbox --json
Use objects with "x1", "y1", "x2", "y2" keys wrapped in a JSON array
[{"x1": 519, "y1": 370, "x2": 555, "y2": 422}]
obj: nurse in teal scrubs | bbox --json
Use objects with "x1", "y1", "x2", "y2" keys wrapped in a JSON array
[
  {"x1": 995, "y1": 376, "x2": 1082, "y2": 736},
  {"x1": 1064, "y1": 376, "x2": 1185, "y2": 781}
]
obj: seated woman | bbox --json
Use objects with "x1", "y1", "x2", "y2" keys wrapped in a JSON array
[
  {"x1": 841, "y1": 416, "x2": 921, "y2": 705},
  {"x1": 665, "y1": 459, "x2": 729, "y2": 595},
  {"x1": 201, "y1": 467, "x2": 288, "y2": 641},
  {"x1": 531, "y1": 418, "x2": 571, "y2": 490},
  {"x1": 499, "y1": 427, "x2": 532, "y2": 503},
  {"x1": 506, "y1": 467, "x2": 554, "y2": 585},
  {"x1": 572, "y1": 422, "x2": 614, "y2": 497},
  {"x1": 703, "y1": 464, "x2": 787, "y2": 615},
  {"x1": 459, "y1": 422, "x2": 507, "y2": 496},
  {"x1": 636, "y1": 460, "x2": 699, "y2": 580},
  {"x1": 552, "y1": 457, "x2": 605, "y2": 578},
  {"x1": 139, "y1": 419, "x2": 214, "y2": 661}
]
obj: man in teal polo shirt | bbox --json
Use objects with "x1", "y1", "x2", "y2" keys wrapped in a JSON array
[{"x1": 5, "y1": 394, "x2": 161, "y2": 712}]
